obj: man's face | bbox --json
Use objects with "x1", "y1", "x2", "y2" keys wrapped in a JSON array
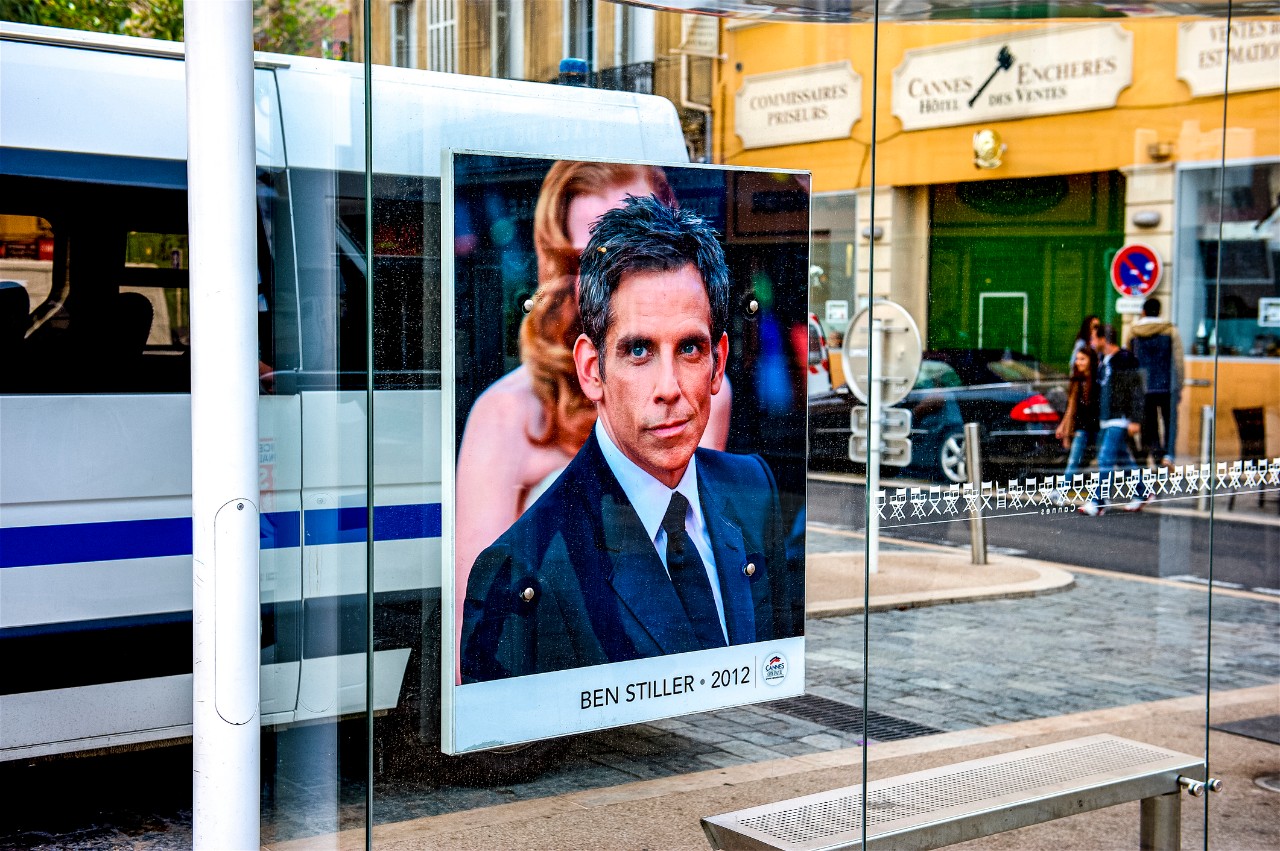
[{"x1": 574, "y1": 263, "x2": 728, "y2": 489}]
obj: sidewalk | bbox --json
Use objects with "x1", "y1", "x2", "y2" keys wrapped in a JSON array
[
  {"x1": 274, "y1": 687, "x2": 1279, "y2": 851},
  {"x1": 802, "y1": 526, "x2": 1075, "y2": 616},
  {"x1": 266, "y1": 538, "x2": 1279, "y2": 851}
]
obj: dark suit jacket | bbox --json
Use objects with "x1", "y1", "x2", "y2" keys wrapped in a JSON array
[{"x1": 460, "y1": 432, "x2": 800, "y2": 683}]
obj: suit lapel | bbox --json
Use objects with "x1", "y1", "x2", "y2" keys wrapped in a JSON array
[
  {"x1": 698, "y1": 460, "x2": 756, "y2": 645},
  {"x1": 583, "y1": 436, "x2": 702, "y2": 655}
]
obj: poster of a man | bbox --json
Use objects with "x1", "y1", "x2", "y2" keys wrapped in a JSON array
[
  {"x1": 444, "y1": 153, "x2": 808, "y2": 753},
  {"x1": 461, "y1": 196, "x2": 796, "y2": 683}
]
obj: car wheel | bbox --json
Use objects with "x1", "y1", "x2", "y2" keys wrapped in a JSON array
[{"x1": 939, "y1": 431, "x2": 967, "y2": 483}]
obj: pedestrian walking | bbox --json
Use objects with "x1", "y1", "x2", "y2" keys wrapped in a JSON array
[
  {"x1": 1079, "y1": 323, "x2": 1150, "y2": 516},
  {"x1": 1127, "y1": 297, "x2": 1183, "y2": 469},
  {"x1": 1049, "y1": 345, "x2": 1099, "y2": 506},
  {"x1": 1070, "y1": 314, "x2": 1101, "y2": 362}
]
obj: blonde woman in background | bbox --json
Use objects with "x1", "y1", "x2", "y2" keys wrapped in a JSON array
[{"x1": 453, "y1": 161, "x2": 733, "y2": 669}]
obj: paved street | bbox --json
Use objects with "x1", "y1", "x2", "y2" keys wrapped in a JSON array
[{"x1": 3, "y1": 526, "x2": 1276, "y2": 848}]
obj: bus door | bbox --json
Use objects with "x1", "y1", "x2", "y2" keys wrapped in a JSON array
[{"x1": 256, "y1": 160, "x2": 305, "y2": 724}]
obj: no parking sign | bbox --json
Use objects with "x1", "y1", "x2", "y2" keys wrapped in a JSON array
[{"x1": 1110, "y1": 243, "x2": 1162, "y2": 298}]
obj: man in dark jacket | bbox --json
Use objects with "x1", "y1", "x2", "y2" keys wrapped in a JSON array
[
  {"x1": 1127, "y1": 297, "x2": 1184, "y2": 468},
  {"x1": 1079, "y1": 323, "x2": 1149, "y2": 515}
]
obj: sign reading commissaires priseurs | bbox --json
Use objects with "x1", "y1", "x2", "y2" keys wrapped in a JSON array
[{"x1": 441, "y1": 152, "x2": 810, "y2": 753}]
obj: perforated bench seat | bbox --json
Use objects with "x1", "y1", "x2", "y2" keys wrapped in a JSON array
[{"x1": 702, "y1": 735, "x2": 1206, "y2": 851}]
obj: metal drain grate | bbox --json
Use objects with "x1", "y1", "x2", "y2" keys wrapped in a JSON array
[{"x1": 764, "y1": 695, "x2": 943, "y2": 741}]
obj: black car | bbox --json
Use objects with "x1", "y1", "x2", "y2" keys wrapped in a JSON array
[{"x1": 809, "y1": 349, "x2": 1069, "y2": 483}]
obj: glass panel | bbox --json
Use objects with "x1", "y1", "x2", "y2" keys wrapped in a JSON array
[
  {"x1": 341, "y1": 4, "x2": 1275, "y2": 850},
  {"x1": 1207, "y1": 19, "x2": 1280, "y2": 845},
  {"x1": 0, "y1": 8, "x2": 368, "y2": 846},
  {"x1": 253, "y1": 10, "x2": 372, "y2": 849}
]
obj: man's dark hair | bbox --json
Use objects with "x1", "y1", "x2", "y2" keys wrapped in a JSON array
[
  {"x1": 1100, "y1": 323, "x2": 1121, "y2": 346},
  {"x1": 1142, "y1": 297, "x2": 1161, "y2": 317},
  {"x1": 578, "y1": 195, "x2": 729, "y2": 375}
]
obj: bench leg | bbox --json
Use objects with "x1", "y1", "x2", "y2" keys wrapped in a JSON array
[{"x1": 1139, "y1": 791, "x2": 1181, "y2": 850}]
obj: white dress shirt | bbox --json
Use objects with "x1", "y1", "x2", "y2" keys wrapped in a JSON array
[{"x1": 595, "y1": 421, "x2": 728, "y2": 642}]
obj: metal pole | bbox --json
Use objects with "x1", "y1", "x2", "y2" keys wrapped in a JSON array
[
  {"x1": 1139, "y1": 792, "x2": 1181, "y2": 851},
  {"x1": 866, "y1": 318, "x2": 884, "y2": 575},
  {"x1": 1198, "y1": 405, "x2": 1214, "y2": 512},
  {"x1": 187, "y1": 2, "x2": 260, "y2": 848},
  {"x1": 964, "y1": 422, "x2": 987, "y2": 565}
]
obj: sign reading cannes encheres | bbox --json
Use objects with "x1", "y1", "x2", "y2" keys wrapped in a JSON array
[
  {"x1": 1178, "y1": 19, "x2": 1280, "y2": 97},
  {"x1": 736, "y1": 61, "x2": 861, "y2": 150},
  {"x1": 892, "y1": 25, "x2": 1133, "y2": 131}
]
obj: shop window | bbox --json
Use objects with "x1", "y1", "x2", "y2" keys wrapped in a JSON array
[
  {"x1": 810, "y1": 192, "x2": 857, "y2": 346},
  {"x1": 1176, "y1": 161, "x2": 1280, "y2": 357}
]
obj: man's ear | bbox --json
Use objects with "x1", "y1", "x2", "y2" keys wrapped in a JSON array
[
  {"x1": 710, "y1": 332, "x2": 729, "y2": 395},
  {"x1": 574, "y1": 333, "x2": 604, "y2": 402}
]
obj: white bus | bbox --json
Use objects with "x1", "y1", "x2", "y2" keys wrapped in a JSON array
[{"x1": 0, "y1": 22, "x2": 687, "y2": 763}]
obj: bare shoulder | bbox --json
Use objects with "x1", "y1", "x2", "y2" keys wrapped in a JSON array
[{"x1": 468, "y1": 366, "x2": 542, "y2": 423}]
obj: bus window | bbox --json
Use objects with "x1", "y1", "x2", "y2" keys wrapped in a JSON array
[
  {"x1": 0, "y1": 172, "x2": 192, "y2": 394},
  {"x1": 0, "y1": 214, "x2": 54, "y2": 309},
  {"x1": 291, "y1": 168, "x2": 441, "y2": 391},
  {"x1": 124, "y1": 231, "x2": 192, "y2": 354},
  {"x1": 0, "y1": 213, "x2": 52, "y2": 393}
]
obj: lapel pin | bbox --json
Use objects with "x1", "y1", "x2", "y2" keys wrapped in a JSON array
[
  {"x1": 743, "y1": 563, "x2": 756, "y2": 577},
  {"x1": 520, "y1": 587, "x2": 536, "y2": 602}
]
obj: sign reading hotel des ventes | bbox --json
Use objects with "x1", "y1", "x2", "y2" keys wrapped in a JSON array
[
  {"x1": 736, "y1": 61, "x2": 861, "y2": 149},
  {"x1": 892, "y1": 25, "x2": 1133, "y2": 131}
]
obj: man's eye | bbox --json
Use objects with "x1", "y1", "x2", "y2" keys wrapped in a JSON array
[
  {"x1": 628, "y1": 343, "x2": 649, "y2": 358},
  {"x1": 680, "y1": 342, "x2": 700, "y2": 356}
]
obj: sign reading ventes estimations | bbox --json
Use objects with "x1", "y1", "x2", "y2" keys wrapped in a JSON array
[
  {"x1": 736, "y1": 62, "x2": 861, "y2": 149},
  {"x1": 1178, "y1": 19, "x2": 1280, "y2": 97},
  {"x1": 892, "y1": 25, "x2": 1133, "y2": 131}
]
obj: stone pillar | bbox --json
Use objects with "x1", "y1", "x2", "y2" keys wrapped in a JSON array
[
  {"x1": 854, "y1": 184, "x2": 931, "y2": 342},
  {"x1": 1118, "y1": 162, "x2": 1176, "y2": 328}
]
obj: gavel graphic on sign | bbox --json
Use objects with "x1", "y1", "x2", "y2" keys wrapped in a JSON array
[{"x1": 969, "y1": 46, "x2": 1015, "y2": 108}]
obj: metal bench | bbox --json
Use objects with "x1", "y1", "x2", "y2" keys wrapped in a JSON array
[{"x1": 702, "y1": 735, "x2": 1215, "y2": 851}]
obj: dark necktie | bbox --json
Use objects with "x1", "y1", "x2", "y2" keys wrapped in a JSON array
[{"x1": 662, "y1": 492, "x2": 726, "y2": 649}]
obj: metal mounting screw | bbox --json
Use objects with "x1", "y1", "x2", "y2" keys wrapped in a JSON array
[
  {"x1": 237, "y1": 503, "x2": 244, "y2": 510},
  {"x1": 1179, "y1": 777, "x2": 1208, "y2": 796}
]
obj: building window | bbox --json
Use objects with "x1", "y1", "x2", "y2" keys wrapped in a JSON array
[
  {"x1": 427, "y1": 0, "x2": 457, "y2": 73},
  {"x1": 614, "y1": 5, "x2": 653, "y2": 67},
  {"x1": 391, "y1": 0, "x2": 416, "y2": 68},
  {"x1": 563, "y1": 0, "x2": 593, "y2": 68},
  {"x1": 491, "y1": 0, "x2": 523, "y2": 79},
  {"x1": 1176, "y1": 160, "x2": 1280, "y2": 358}
]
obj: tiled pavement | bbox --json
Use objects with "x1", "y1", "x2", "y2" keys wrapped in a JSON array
[
  {"x1": 301, "y1": 528, "x2": 1279, "y2": 841},
  {"x1": 8, "y1": 528, "x2": 1277, "y2": 847}
]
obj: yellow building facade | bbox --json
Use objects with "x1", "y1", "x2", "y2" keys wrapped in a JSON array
[{"x1": 718, "y1": 16, "x2": 1280, "y2": 458}]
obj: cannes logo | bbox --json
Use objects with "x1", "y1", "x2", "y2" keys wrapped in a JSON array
[{"x1": 763, "y1": 653, "x2": 788, "y2": 685}]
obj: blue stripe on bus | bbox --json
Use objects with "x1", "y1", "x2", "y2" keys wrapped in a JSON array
[
  {"x1": 0, "y1": 504, "x2": 441, "y2": 568},
  {"x1": 303, "y1": 503, "x2": 442, "y2": 546}
]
